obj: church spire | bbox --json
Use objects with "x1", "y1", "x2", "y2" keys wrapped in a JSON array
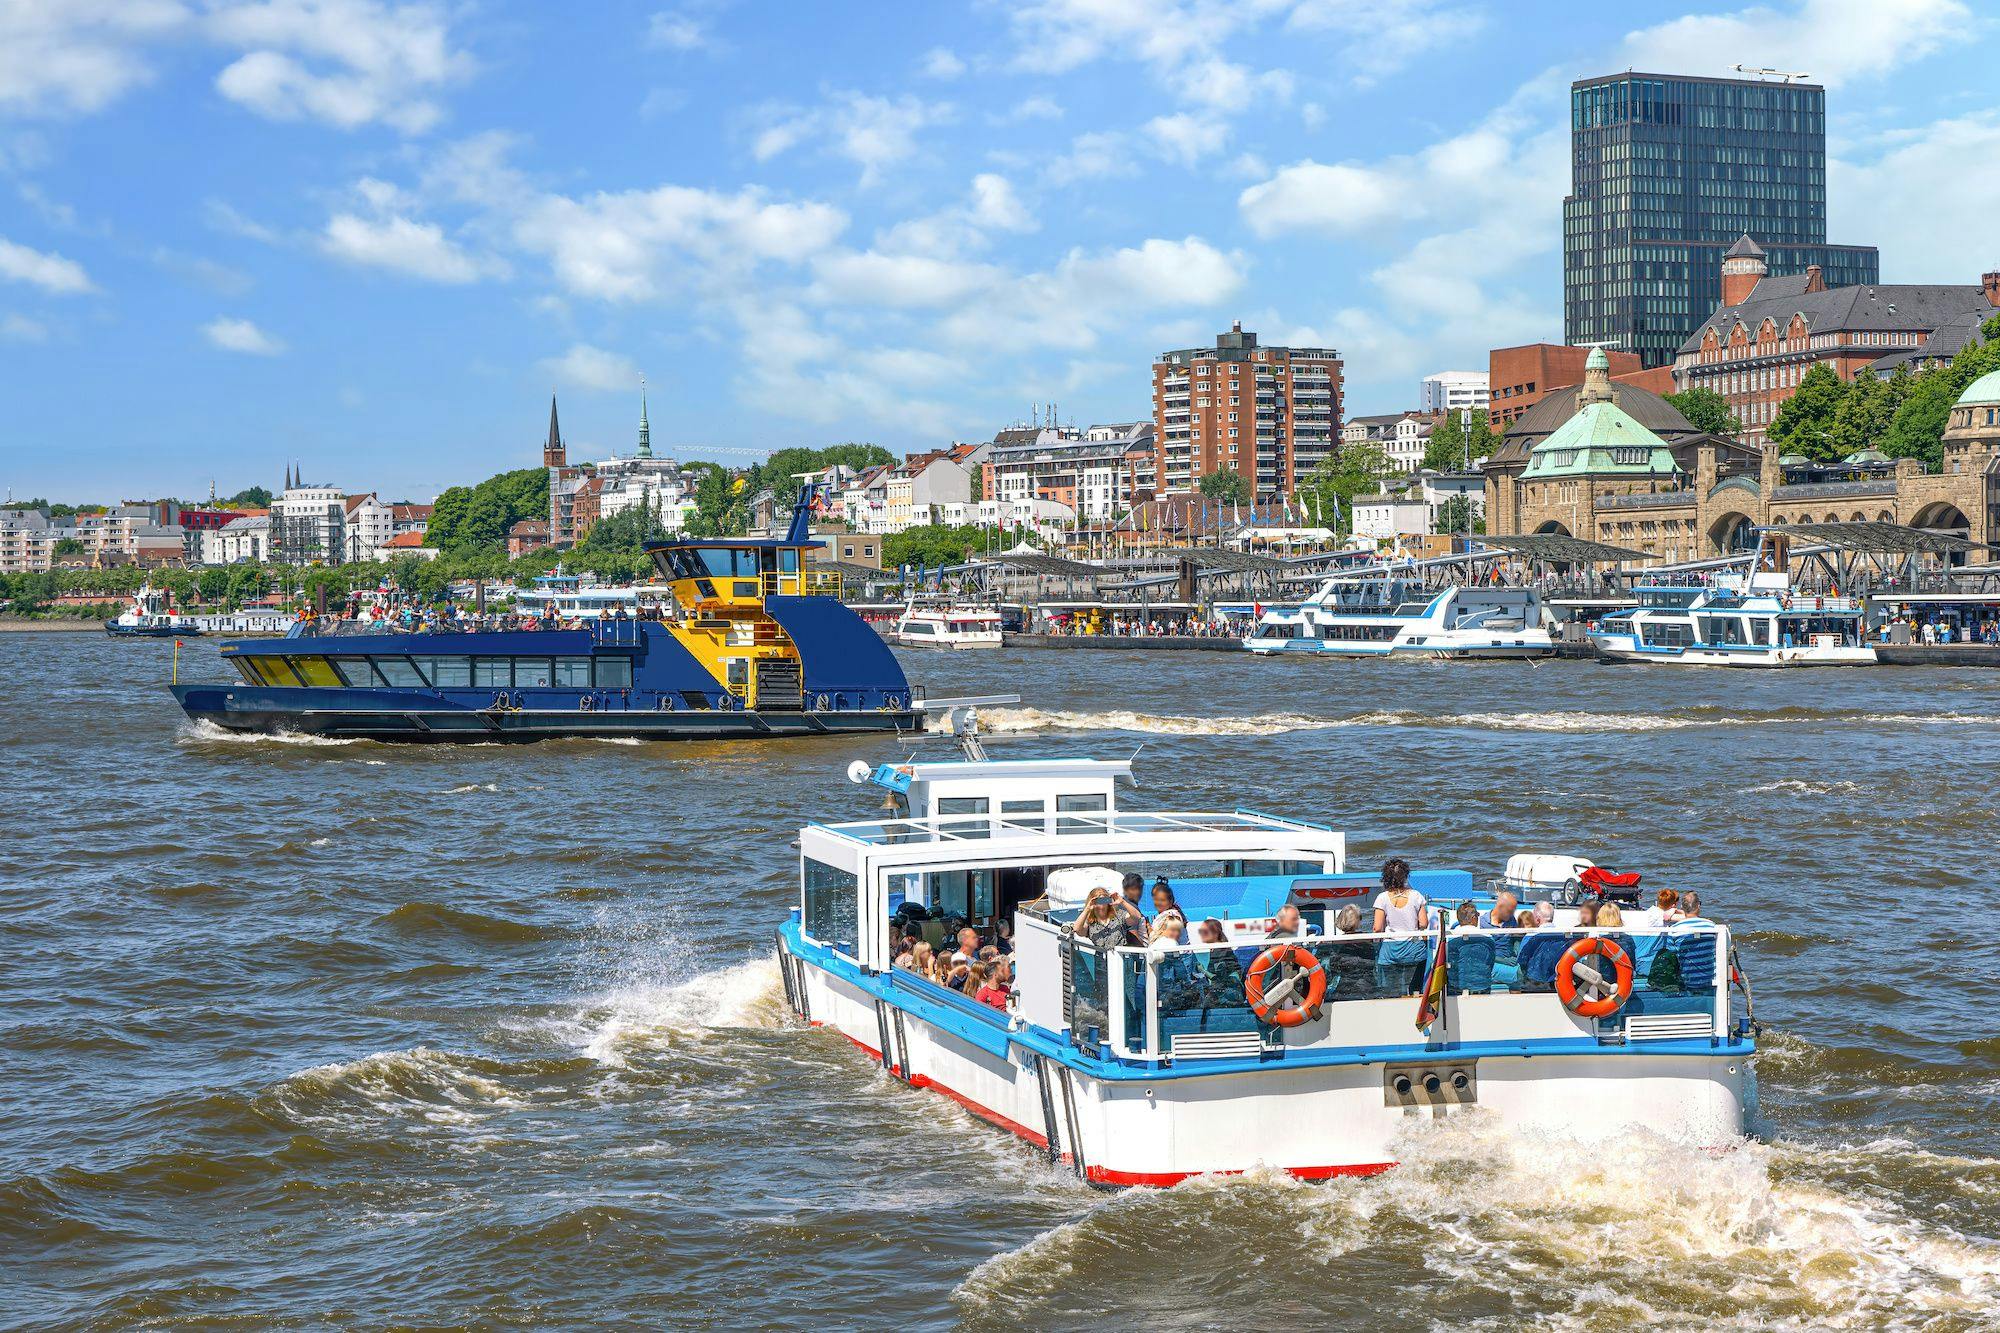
[
  {"x1": 543, "y1": 393, "x2": 567, "y2": 469},
  {"x1": 637, "y1": 376, "x2": 652, "y2": 459}
]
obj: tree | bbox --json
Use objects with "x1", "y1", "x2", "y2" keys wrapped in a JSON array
[
  {"x1": 1824, "y1": 371, "x2": 1903, "y2": 459},
  {"x1": 1767, "y1": 364, "x2": 1848, "y2": 461},
  {"x1": 1662, "y1": 387, "x2": 1741, "y2": 437},
  {"x1": 1436, "y1": 494, "x2": 1484, "y2": 536},
  {"x1": 1421, "y1": 409, "x2": 1499, "y2": 472},
  {"x1": 223, "y1": 486, "x2": 273, "y2": 508},
  {"x1": 51, "y1": 537, "x2": 85, "y2": 557},
  {"x1": 578, "y1": 503, "x2": 669, "y2": 554},
  {"x1": 883, "y1": 524, "x2": 988, "y2": 570},
  {"x1": 426, "y1": 467, "x2": 549, "y2": 554},
  {"x1": 1197, "y1": 467, "x2": 1251, "y2": 504},
  {"x1": 1297, "y1": 442, "x2": 1392, "y2": 535},
  {"x1": 1881, "y1": 321, "x2": 2000, "y2": 471}
]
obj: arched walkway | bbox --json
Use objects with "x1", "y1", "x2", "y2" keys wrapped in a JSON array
[{"x1": 1708, "y1": 511, "x2": 1756, "y2": 556}]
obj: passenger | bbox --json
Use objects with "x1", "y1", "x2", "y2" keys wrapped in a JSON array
[
  {"x1": 945, "y1": 962, "x2": 972, "y2": 993},
  {"x1": 952, "y1": 926, "x2": 982, "y2": 966},
  {"x1": 1070, "y1": 893, "x2": 1130, "y2": 952},
  {"x1": 1515, "y1": 904, "x2": 1571, "y2": 990},
  {"x1": 1372, "y1": 858, "x2": 1431, "y2": 995},
  {"x1": 899, "y1": 941, "x2": 933, "y2": 975},
  {"x1": 1575, "y1": 901, "x2": 1599, "y2": 928},
  {"x1": 1447, "y1": 901, "x2": 1495, "y2": 995},
  {"x1": 1480, "y1": 890, "x2": 1518, "y2": 929},
  {"x1": 1149, "y1": 909, "x2": 1187, "y2": 952},
  {"x1": 1151, "y1": 880, "x2": 1189, "y2": 943},
  {"x1": 1595, "y1": 903, "x2": 1638, "y2": 981},
  {"x1": 974, "y1": 963, "x2": 1010, "y2": 1010},
  {"x1": 1646, "y1": 888, "x2": 1681, "y2": 928},
  {"x1": 994, "y1": 919, "x2": 1015, "y2": 954},
  {"x1": 1117, "y1": 872, "x2": 1149, "y2": 941},
  {"x1": 1667, "y1": 891, "x2": 1717, "y2": 990},
  {"x1": 1194, "y1": 918, "x2": 1246, "y2": 1008}
]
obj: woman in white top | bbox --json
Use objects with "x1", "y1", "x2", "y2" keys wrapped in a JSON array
[{"x1": 1371, "y1": 857, "x2": 1430, "y2": 933}]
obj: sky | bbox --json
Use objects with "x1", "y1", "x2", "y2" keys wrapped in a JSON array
[{"x1": 2, "y1": 0, "x2": 1998, "y2": 503}]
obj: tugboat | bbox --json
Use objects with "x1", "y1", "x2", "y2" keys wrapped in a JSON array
[
  {"x1": 171, "y1": 488, "x2": 921, "y2": 741},
  {"x1": 775, "y1": 706, "x2": 1755, "y2": 1185},
  {"x1": 107, "y1": 583, "x2": 202, "y2": 638}
]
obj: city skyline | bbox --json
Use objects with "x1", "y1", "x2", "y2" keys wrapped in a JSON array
[{"x1": 2, "y1": 0, "x2": 1997, "y2": 499}]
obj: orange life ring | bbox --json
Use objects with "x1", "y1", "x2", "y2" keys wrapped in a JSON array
[
  {"x1": 1556, "y1": 936, "x2": 1633, "y2": 1018},
  {"x1": 1245, "y1": 943, "x2": 1326, "y2": 1027}
]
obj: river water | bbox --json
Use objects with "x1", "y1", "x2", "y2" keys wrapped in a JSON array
[{"x1": 5, "y1": 631, "x2": 2000, "y2": 1329}]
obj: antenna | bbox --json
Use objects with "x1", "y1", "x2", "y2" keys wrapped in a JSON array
[{"x1": 1732, "y1": 64, "x2": 1811, "y2": 83}]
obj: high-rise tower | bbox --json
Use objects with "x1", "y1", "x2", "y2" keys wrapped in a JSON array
[{"x1": 1562, "y1": 71, "x2": 1878, "y2": 367}]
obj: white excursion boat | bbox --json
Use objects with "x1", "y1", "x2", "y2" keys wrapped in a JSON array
[
  {"x1": 774, "y1": 705, "x2": 1755, "y2": 1187},
  {"x1": 105, "y1": 584, "x2": 203, "y2": 638},
  {"x1": 1245, "y1": 571, "x2": 1553, "y2": 659},
  {"x1": 1589, "y1": 574, "x2": 1875, "y2": 667},
  {"x1": 893, "y1": 600, "x2": 1003, "y2": 650}
]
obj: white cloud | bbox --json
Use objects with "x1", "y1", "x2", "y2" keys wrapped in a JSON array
[
  {"x1": 1144, "y1": 113, "x2": 1228, "y2": 167},
  {"x1": 208, "y1": 0, "x2": 474, "y2": 134},
  {"x1": 809, "y1": 251, "x2": 1002, "y2": 308},
  {"x1": 0, "y1": 312, "x2": 49, "y2": 343},
  {"x1": 542, "y1": 343, "x2": 639, "y2": 392},
  {"x1": 919, "y1": 46, "x2": 965, "y2": 79},
  {"x1": 1237, "y1": 160, "x2": 1405, "y2": 235},
  {"x1": 0, "y1": 235, "x2": 95, "y2": 294},
  {"x1": 968, "y1": 173, "x2": 1034, "y2": 232},
  {"x1": 1006, "y1": 0, "x2": 1293, "y2": 113},
  {"x1": 203, "y1": 315, "x2": 285, "y2": 355},
  {"x1": 515, "y1": 184, "x2": 846, "y2": 302},
  {"x1": 647, "y1": 8, "x2": 714, "y2": 52},
  {"x1": 1288, "y1": 0, "x2": 1482, "y2": 88},
  {"x1": 1620, "y1": 0, "x2": 1967, "y2": 90},
  {"x1": 995, "y1": 94, "x2": 1063, "y2": 124},
  {"x1": 752, "y1": 92, "x2": 952, "y2": 187},
  {"x1": 321, "y1": 212, "x2": 484, "y2": 282},
  {"x1": 1044, "y1": 130, "x2": 1137, "y2": 184},
  {"x1": 0, "y1": 1, "x2": 187, "y2": 118},
  {"x1": 1834, "y1": 110, "x2": 2000, "y2": 278},
  {"x1": 204, "y1": 198, "x2": 283, "y2": 243},
  {"x1": 941, "y1": 236, "x2": 1247, "y2": 351}
]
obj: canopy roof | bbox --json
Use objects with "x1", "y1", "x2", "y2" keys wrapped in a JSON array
[
  {"x1": 968, "y1": 550, "x2": 1103, "y2": 577},
  {"x1": 1774, "y1": 521, "x2": 1983, "y2": 554},
  {"x1": 1151, "y1": 547, "x2": 1291, "y2": 572},
  {"x1": 1477, "y1": 534, "x2": 1655, "y2": 563}
]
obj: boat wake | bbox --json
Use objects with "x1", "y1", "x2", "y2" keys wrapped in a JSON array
[
  {"x1": 266, "y1": 1047, "x2": 531, "y2": 1132},
  {"x1": 177, "y1": 720, "x2": 367, "y2": 747},
  {"x1": 980, "y1": 705, "x2": 1998, "y2": 737},
  {"x1": 953, "y1": 1117, "x2": 2000, "y2": 1329}
]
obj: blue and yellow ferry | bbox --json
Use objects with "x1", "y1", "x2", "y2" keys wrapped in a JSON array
[{"x1": 171, "y1": 494, "x2": 919, "y2": 742}]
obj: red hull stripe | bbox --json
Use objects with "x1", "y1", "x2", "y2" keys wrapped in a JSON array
[{"x1": 827, "y1": 1025, "x2": 1393, "y2": 1187}]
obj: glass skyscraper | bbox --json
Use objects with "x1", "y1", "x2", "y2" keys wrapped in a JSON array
[{"x1": 1563, "y1": 71, "x2": 1878, "y2": 367}]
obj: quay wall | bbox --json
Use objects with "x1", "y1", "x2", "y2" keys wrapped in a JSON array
[
  {"x1": 1003, "y1": 633, "x2": 1244, "y2": 652},
  {"x1": 1874, "y1": 644, "x2": 2000, "y2": 667}
]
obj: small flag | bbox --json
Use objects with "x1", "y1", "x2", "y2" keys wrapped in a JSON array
[{"x1": 1415, "y1": 914, "x2": 1448, "y2": 1033}]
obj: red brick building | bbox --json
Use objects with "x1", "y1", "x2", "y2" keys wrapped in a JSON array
[
  {"x1": 1487, "y1": 343, "x2": 1659, "y2": 429},
  {"x1": 1152, "y1": 322, "x2": 1341, "y2": 499},
  {"x1": 1672, "y1": 235, "x2": 2000, "y2": 445}
]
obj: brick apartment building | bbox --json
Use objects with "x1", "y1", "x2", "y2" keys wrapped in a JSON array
[
  {"x1": 1153, "y1": 322, "x2": 1341, "y2": 498},
  {"x1": 1488, "y1": 343, "x2": 1671, "y2": 429}
]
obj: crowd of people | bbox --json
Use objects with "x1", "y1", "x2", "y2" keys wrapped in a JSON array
[{"x1": 891, "y1": 921, "x2": 1017, "y2": 1011}]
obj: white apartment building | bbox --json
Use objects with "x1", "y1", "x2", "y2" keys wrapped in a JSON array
[
  {"x1": 0, "y1": 509, "x2": 70, "y2": 573},
  {"x1": 1388, "y1": 413, "x2": 1436, "y2": 473},
  {"x1": 1351, "y1": 493, "x2": 1432, "y2": 545},
  {"x1": 936, "y1": 497, "x2": 1076, "y2": 542},
  {"x1": 984, "y1": 423, "x2": 1152, "y2": 523},
  {"x1": 840, "y1": 445, "x2": 985, "y2": 534},
  {"x1": 203, "y1": 515, "x2": 271, "y2": 564},
  {"x1": 1420, "y1": 371, "x2": 1490, "y2": 416}
]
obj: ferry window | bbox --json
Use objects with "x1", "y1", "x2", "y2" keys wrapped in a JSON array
[
  {"x1": 726, "y1": 659, "x2": 749, "y2": 691},
  {"x1": 733, "y1": 581, "x2": 759, "y2": 598},
  {"x1": 1000, "y1": 798, "x2": 1044, "y2": 832},
  {"x1": 515, "y1": 658, "x2": 553, "y2": 688},
  {"x1": 932, "y1": 869, "x2": 995, "y2": 921},
  {"x1": 803, "y1": 858, "x2": 859, "y2": 958},
  {"x1": 780, "y1": 549, "x2": 799, "y2": 572},
  {"x1": 1057, "y1": 793, "x2": 1108, "y2": 834},
  {"x1": 373, "y1": 656, "x2": 430, "y2": 688},
  {"x1": 235, "y1": 657, "x2": 277, "y2": 686},
  {"x1": 697, "y1": 548, "x2": 759, "y2": 579},
  {"x1": 938, "y1": 796, "x2": 989, "y2": 840},
  {"x1": 1750, "y1": 619, "x2": 1771, "y2": 646},
  {"x1": 554, "y1": 657, "x2": 591, "y2": 687},
  {"x1": 328, "y1": 657, "x2": 383, "y2": 687},
  {"x1": 429, "y1": 656, "x2": 472, "y2": 688},
  {"x1": 471, "y1": 657, "x2": 511, "y2": 687},
  {"x1": 595, "y1": 657, "x2": 633, "y2": 688}
]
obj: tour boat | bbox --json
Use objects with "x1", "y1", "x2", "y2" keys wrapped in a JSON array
[
  {"x1": 1588, "y1": 575, "x2": 1875, "y2": 667},
  {"x1": 1244, "y1": 572, "x2": 1553, "y2": 659},
  {"x1": 106, "y1": 583, "x2": 202, "y2": 638},
  {"x1": 171, "y1": 489, "x2": 921, "y2": 741},
  {"x1": 774, "y1": 708, "x2": 1755, "y2": 1187},
  {"x1": 893, "y1": 600, "x2": 1004, "y2": 650}
]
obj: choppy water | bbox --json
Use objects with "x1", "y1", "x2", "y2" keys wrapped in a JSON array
[{"x1": 5, "y1": 632, "x2": 2000, "y2": 1329}]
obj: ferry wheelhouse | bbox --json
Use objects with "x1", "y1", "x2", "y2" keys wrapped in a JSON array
[
  {"x1": 172, "y1": 492, "x2": 921, "y2": 741},
  {"x1": 775, "y1": 720, "x2": 1754, "y2": 1186},
  {"x1": 1245, "y1": 573, "x2": 1552, "y2": 659},
  {"x1": 893, "y1": 600, "x2": 1004, "y2": 650}
]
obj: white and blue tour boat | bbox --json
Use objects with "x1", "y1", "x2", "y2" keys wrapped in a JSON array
[
  {"x1": 1589, "y1": 566, "x2": 1875, "y2": 668},
  {"x1": 1245, "y1": 569, "x2": 1553, "y2": 659},
  {"x1": 774, "y1": 708, "x2": 1755, "y2": 1186}
]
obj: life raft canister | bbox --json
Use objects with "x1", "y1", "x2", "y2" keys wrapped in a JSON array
[
  {"x1": 1245, "y1": 943, "x2": 1327, "y2": 1027},
  {"x1": 1555, "y1": 936, "x2": 1634, "y2": 1018}
]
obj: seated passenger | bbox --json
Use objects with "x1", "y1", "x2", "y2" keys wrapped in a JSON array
[
  {"x1": 1646, "y1": 888, "x2": 1681, "y2": 928},
  {"x1": 1666, "y1": 891, "x2": 1717, "y2": 991},
  {"x1": 1480, "y1": 890, "x2": 1518, "y2": 929},
  {"x1": 994, "y1": 919, "x2": 1015, "y2": 954},
  {"x1": 975, "y1": 962, "x2": 1010, "y2": 1010},
  {"x1": 1514, "y1": 905, "x2": 1571, "y2": 990},
  {"x1": 961, "y1": 962, "x2": 988, "y2": 997},
  {"x1": 1575, "y1": 901, "x2": 1599, "y2": 928},
  {"x1": 898, "y1": 941, "x2": 934, "y2": 975},
  {"x1": 1447, "y1": 901, "x2": 1495, "y2": 994},
  {"x1": 1148, "y1": 909, "x2": 1187, "y2": 953},
  {"x1": 945, "y1": 961, "x2": 972, "y2": 992},
  {"x1": 1594, "y1": 903, "x2": 1638, "y2": 978},
  {"x1": 1192, "y1": 918, "x2": 1246, "y2": 1011},
  {"x1": 1152, "y1": 880, "x2": 1189, "y2": 943},
  {"x1": 951, "y1": 926, "x2": 982, "y2": 965}
]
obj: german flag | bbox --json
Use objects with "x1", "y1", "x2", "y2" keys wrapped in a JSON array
[{"x1": 1415, "y1": 915, "x2": 1448, "y2": 1033}]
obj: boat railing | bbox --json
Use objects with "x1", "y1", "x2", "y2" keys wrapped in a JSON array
[
  {"x1": 589, "y1": 617, "x2": 646, "y2": 647},
  {"x1": 1061, "y1": 925, "x2": 1730, "y2": 1062},
  {"x1": 822, "y1": 809, "x2": 1326, "y2": 847}
]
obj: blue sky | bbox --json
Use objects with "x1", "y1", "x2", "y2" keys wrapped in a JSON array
[{"x1": 3, "y1": 0, "x2": 1997, "y2": 502}]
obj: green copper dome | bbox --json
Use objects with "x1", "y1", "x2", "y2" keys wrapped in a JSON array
[
  {"x1": 1845, "y1": 448, "x2": 1889, "y2": 463},
  {"x1": 1520, "y1": 399, "x2": 1680, "y2": 480},
  {"x1": 1956, "y1": 368, "x2": 2000, "y2": 407}
]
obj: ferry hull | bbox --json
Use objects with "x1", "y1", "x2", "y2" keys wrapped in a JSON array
[
  {"x1": 1246, "y1": 637, "x2": 1553, "y2": 660},
  {"x1": 1590, "y1": 637, "x2": 1877, "y2": 667},
  {"x1": 173, "y1": 684, "x2": 918, "y2": 742},
  {"x1": 782, "y1": 933, "x2": 1750, "y2": 1187},
  {"x1": 107, "y1": 623, "x2": 198, "y2": 638}
]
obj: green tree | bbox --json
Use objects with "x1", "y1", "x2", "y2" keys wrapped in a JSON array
[
  {"x1": 1297, "y1": 442, "x2": 1393, "y2": 535},
  {"x1": 1767, "y1": 364, "x2": 1848, "y2": 461},
  {"x1": 1197, "y1": 467, "x2": 1251, "y2": 504},
  {"x1": 883, "y1": 524, "x2": 989, "y2": 570},
  {"x1": 51, "y1": 536, "x2": 85, "y2": 557},
  {"x1": 1436, "y1": 494, "x2": 1484, "y2": 535},
  {"x1": 578, "y1": 503, "x2": 670, "y2": 554},
  {"x1": 1881, "y1": 319, "x2": 2000, "y2": 471},
  {"x1": 1422, "y1": 409, "x2": 1498, "y2": 472},
  {"x1": 196, "y1": 568, "x2": 230, "y2": 604},
  {"x1": 1824, "y1": 371, "x2": 1904, "y2": 459},
  {"x1": 426, "y1": 467, "x2": 549, "y2": 554},
  {"x1": 1662, "y1": 387, "x2": 1742, "y2": 437},
  {"x1": 223, "y1": 486, "x2": 273, "y2": 508}
]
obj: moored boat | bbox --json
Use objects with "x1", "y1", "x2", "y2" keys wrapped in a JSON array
[
  {"x1": 106, "y1": 583, "x2": 203, "y2": 638},
  {"x1": 893, "y1": 599, "x2": 1003, "y2": 649},
  {"x1": 774, "y1": 710, "x2": 1755, "y2": 1186},
  {"x1": 171, "y1": 490, "x2": 921, "y2": 741},
  {"x1": 1245, "y1": 569, "x2": 1553, "y2": 659}
]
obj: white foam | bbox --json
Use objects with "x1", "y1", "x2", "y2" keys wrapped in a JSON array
[
  {"x1": 272, "y1": 1046, "x2": 524, "y2": 1130},
  {"x1": 576, "y1": 956, "x2": 787, "y2": 1068},
  {"x1": 977, "y1": 706, "x2": 1999, "y2": 738},
  {"x1": 178, "y1": 720, "x2": 366, "y2": 746}
]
